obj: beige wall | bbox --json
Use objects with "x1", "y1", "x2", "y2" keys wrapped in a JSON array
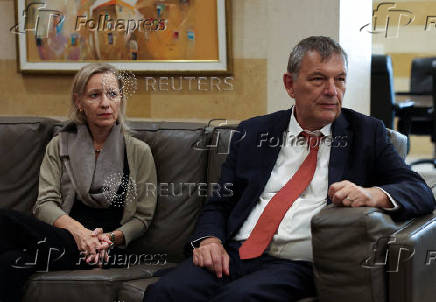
[
  {"x1": 1, "y1": 0, "x2": 372, "y2": 123},
  {"x1": 0, "y1": 0, "x2": 267, "y2": 121}
]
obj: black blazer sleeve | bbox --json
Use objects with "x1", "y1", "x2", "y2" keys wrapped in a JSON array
[
  {"x1": 189, "y1": 122, "x2": 247, "y2": 244},
  {"x1": 374, "y1": 120, "x2": 435, "y2": 220}
]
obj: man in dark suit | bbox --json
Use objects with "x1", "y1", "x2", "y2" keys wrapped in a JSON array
[{"x1": 144, "y1": 36, "x2": 435, "y2": 301}]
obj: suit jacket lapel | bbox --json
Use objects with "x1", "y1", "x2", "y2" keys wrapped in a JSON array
[
  {"x1": 327, "y1": 112, "x2": 353, "y2": 203},
  {"x1": 259, "y1": 108, "x2": 292, "y2": 185}
]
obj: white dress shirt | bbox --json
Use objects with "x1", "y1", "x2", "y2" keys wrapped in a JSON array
[{"x1": 234, "y1": 108, "x2": 331, "y2": 262}]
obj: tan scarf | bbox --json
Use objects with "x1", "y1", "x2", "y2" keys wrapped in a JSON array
[{"x1": 59, "y1": 122, "x2": 124, "y2": 208}]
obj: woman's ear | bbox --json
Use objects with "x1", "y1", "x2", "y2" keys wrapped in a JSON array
[{"x1": 73, "y1": 94, "x2": 82, "y2": 111}]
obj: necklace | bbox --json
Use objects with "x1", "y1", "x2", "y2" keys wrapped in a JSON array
[{"x1": 94, "y1": 143, "x2": 104, "y2": 153}]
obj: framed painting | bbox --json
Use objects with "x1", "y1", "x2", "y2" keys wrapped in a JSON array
[{"x1": 13, "y1": 0, "x2": 232, "y2": 74}]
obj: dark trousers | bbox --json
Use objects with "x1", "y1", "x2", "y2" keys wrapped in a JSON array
[
  {"x1": 0, "y1": 209, "x2": 124, "y2": 302},
  {"x1": 143, "y1": 241, "x2": 316, "y2": 302}
]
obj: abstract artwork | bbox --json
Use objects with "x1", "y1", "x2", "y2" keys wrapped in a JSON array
[{"x1": 14, "y1": 0, "x2": 230, "y2": 73}]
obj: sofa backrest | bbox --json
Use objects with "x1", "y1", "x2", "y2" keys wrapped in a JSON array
[
  {"x1": 126, "y1": 121, "x2": 211, "y2": 262},
  {"x1": 0, "y1": 117, "x2": 58, "y2": 213},
  {"x1": 0, "y1": 117, "x2": 211, "y2": 262},
  {"x1": 0, "y1": 117, "x2": 408, "y2": 263}
]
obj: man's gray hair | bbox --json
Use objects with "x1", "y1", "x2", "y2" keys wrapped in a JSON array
[{"x1": 287, "y1": 36, "x2": 348, "y2": 76}]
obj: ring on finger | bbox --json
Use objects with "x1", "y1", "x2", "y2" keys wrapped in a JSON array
[{"x1": 345, "y1": 196, "x2": 354, "y2": 202}]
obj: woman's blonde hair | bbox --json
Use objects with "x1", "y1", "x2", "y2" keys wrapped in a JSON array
[{"x1": 70, "y1": 63, "x2": 129, "y2": 132}]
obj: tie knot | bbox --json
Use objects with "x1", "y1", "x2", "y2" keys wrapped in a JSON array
[{"x1": 300, "y1": 131, "x2": 322, "y2": 150}]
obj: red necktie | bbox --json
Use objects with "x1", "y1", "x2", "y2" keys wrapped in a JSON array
[{"x1": 239, "y1": 132, "x2": 321, "y2": 259}]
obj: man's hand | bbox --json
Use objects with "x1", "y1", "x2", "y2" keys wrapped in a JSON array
[
  {"x1": 328, "y1": 180, "x2": 393, "y2": 208},
  {"x1": 192, "y1": 237, "x2": 230, "y2": 278}
]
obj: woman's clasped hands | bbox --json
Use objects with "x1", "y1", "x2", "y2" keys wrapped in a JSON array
[{"x1": 72, "y1": 227, "x2": 113, "y2": 267}]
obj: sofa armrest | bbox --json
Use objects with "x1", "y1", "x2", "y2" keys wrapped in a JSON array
[
  {"x1": 311, "y1": 205, "x2": 409, "y2": 302},
  {"x1": 387, "y1": 211, "x2": 436, "y2": 302}
]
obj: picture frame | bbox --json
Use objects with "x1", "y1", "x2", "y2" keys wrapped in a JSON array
[{"x1": 13, "y1": 0, "x2": 232, "y2": 74}]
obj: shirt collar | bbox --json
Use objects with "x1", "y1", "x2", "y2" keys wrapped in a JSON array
[{"x1": 288, "y1": 106, "x2": 332, "y2": 137}]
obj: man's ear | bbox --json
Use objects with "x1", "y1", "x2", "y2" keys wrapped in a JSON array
[{"x1": 283, "y1": 72, "x2": 295, "y2": 98}]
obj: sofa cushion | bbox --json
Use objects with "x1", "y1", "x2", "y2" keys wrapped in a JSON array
[
  {"x1": 118, "y1": 277, "x2": 160, "y2": 302},
  {"x1": 0, "y1": 117, "x2": 58, "y2": 213},
  {"x1": 117, "y1": 275, "x2": 318, "y2": 302},
  {"x1": 22, "y1": 263, "x2": 176, "y2": 302},
  {"x1": 127, "y1": 121, "x2": 210, "y2": 262}
]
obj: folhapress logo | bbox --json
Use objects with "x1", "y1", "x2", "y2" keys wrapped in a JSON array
[
  {"x1": 10, "y1": 2, "x2": 64, "y2": 38},
  {"x1": 360, "y1": 2, "x2": 415, "y2": 38}
]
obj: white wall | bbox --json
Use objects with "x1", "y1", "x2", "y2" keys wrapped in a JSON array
[
  {"x1": 266, "y1": 0, "x2": 372, "y2": 115},
  {"x1": 339, "y1": 0, "x2": 372, "y2": 114}
]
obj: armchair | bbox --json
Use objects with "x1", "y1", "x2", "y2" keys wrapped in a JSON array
[
  {"x1": 370, "y1": 54, "x2": 414, "y2": 130},
  {"x1": 395, "y1": 57, "x2": 436, "y2": 167},
  {"x1": 312, "y1": 205, "x2": 436, "y2": 302}
]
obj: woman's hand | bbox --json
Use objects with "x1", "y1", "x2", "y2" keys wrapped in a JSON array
[
  {"x1": 73, "y1": 227, "x2": 100, "y2": 254},
  {"x1": 100, "y1": 230, "x2": 124, "y2": 246},
  {"x1": 54, "y1": 215, "x2": 109, "y2": 265},
  {"x1": 85, "y1": 229, "x2": 112, "y2": 266},
  {"x1": 84, "y1": 228, "x2": 110, "y2": 265},
  {"x1": 72, "y1": 227, "x2": 111, "y2": 266},
  {"x1": 86, "y1": 231, "x2": 124, "y2": 266}
]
